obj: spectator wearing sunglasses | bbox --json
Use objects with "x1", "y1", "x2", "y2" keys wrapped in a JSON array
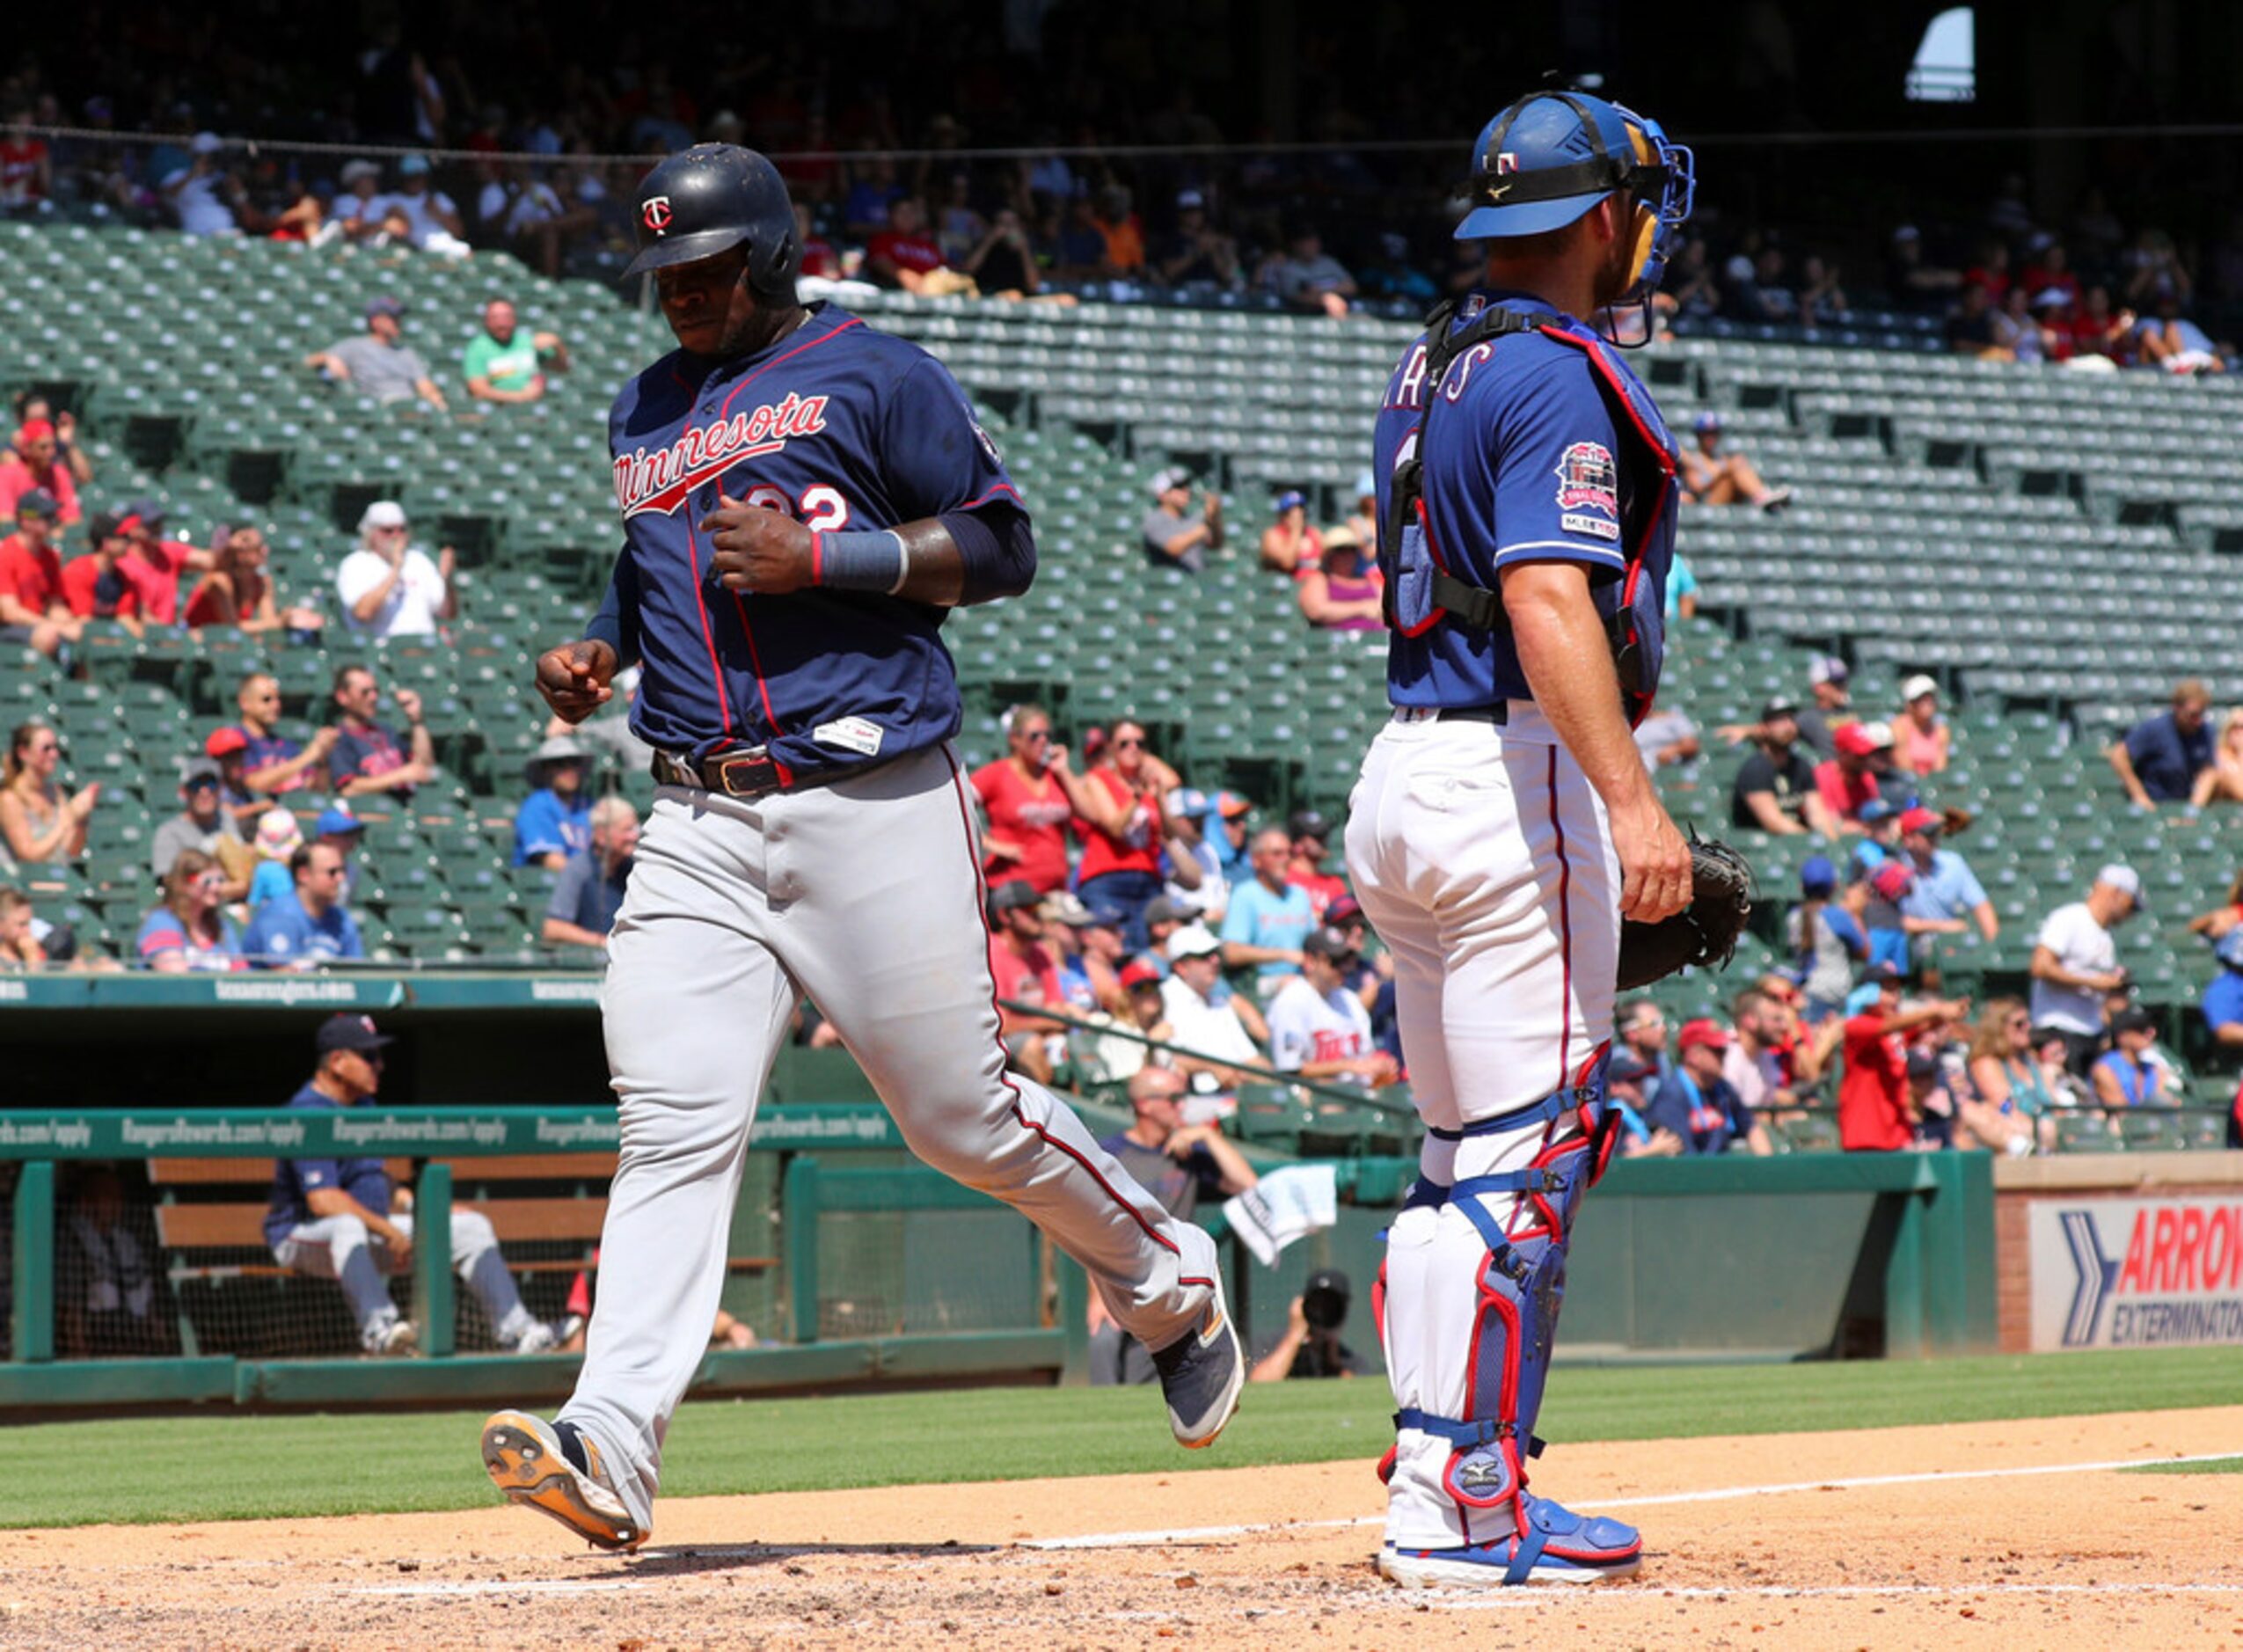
[
  {"x1": 135, "y1": 849, "x2": 246, "y2": 972},
  {"x1": 243, "y1": 843, "x2": 365, "y2": 969}
]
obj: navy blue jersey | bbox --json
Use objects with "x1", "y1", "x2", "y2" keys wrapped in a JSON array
[
  {"x1": 1372, "y1": 291, "x2": 1677, "y2": 711},
  {"x1": 264, "y1": 1084, "x2": 391, "y2": 1248},
  {"x1": 595, "y1": 304, "x2": 1023, "y2": 782}
]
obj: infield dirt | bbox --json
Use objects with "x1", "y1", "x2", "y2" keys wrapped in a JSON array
[{"x1": 4, "y1": 1405, "x2": 2239, "y2": 1648}]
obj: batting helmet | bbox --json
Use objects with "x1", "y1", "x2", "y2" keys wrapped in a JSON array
[
  {"x1": 624, "y1": 144, "x2": 800, "y2": 298},
  {"x1": 1455, "y1": 91, "x2": 1695, "y2": 300}
]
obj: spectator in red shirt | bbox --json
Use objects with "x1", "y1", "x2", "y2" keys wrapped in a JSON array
[
  {"x1": 1054, "y1": 720, "x2": 1189, "y2": 949},
  {"x1": 866, "y1": 197, "x2": 948, "y2": 293},
  {"x1": 59, "y1": 510, "x2": 145, "y2": 635},
  {"x1": 971, "y1": 703, "x2": 1073, "y2": 894},
  {"x1": 0, "y1": 420, "x2": 82, "y2": 525},
  {"x1": 182, "y1": 523, "x2": 324, "y2": 636},
  {"x1": 0, "y1": 118, "x2": 50, "y2": 208},
  {"x1": 987, "y1": 878, "x2": 1068, "y2": 1084},
  {"x1": 1839, "y1": 964, "x2": 1970, "y2": 1151},
  {"x1": 0, "y1": 490, "x2": 83, "y2": 662},
  {"x1": 1814, "y1": 720, "x2": 1893, "y2": 830},
  {"x1": 793, "y1": 202, "x2": 840, "y2": 281},
  {"x1": 1285, "y1": 808, "x2": 1348, "y2": 921},
  {"x1": 11, "y1": 395, "x2": 93, "y2": 488},
  {"x1": 117, "y1": 501, "x2": 210, "y2": 626}
]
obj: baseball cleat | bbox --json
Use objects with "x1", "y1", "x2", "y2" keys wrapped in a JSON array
[
  {"x1": 481, "y1": 1410, "x2": 646, "y2": 1551},
  {"x1": 1377, "y1": 1493, "x2": 1641, "y2": 1588},
  {"x1": 1152, "y1": 1302, "x2": 1244, "y2": 1449}
]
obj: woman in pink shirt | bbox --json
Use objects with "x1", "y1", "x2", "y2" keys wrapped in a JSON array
[{"x1": 1893, "y1": 675, "x2": 1950, "y2": 775}]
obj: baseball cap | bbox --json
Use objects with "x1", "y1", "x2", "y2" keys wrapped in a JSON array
[
  {"x1": 1274, "y1": 489, "x2": 1306, "y2": 515},
  {"x1": 1169, "y1": 923, "x2": 1223, "y2": 960},
  {"x1": 1800, "y1": 854, "x2": 1837, "y2": 897},
  {"x1": 1168, "y1": 786, "x2": 1212, "y2": 820},
  {"x1": 1041, "y1": 890, "x2": 1094, "y2": 928},
  {"x1": 358, "y1": 499, "x2": 407, "y2": 531},
  {"x1": 1808, "y1": 654, "x2": 1851, "y2": 687},
  {"x1": 1175, "y1": 189, "x2": 1205, "y2": 210},
  {"x1": 127, "y1": 498, "x2": 166, "y2": 530},
  {"x1": 254, "y1": 808, "x2": 304, "y2": 859},
  {"x1": 314, "y1": 807, "x2": 366, "y2": 837},
  {"x1": 1761, "y1": 698, "x2": 1800, "y2": 722},
  {"x1": 1119, "y1": 957, "x2": 1165, "y2": 990},
  {"x1": 1216, "y1": 791, "x2": 1253, "y2": 820},
  {"x1": 1858, "y1": 798, "x2": 1896, "y2": 825},
  {"x1": 1304, "y1": 1267, "x2": 1351, "y2": 1298},
  {"x1": 1905, "y1": 1048, "x2": 1940, "y2": 1080},
  {"x1": 181, "y1": 758, "x2": 223, "y2": 790},
  {"x1": 1870, "y1": 862, "x2": 1916, "y2": 903},
  {"x1": 1901, "y1": 674, "x2": 1940, "y2": 703},
  {"x1": 316, "y1": 1012, "x2": 394, "y2": 1054},
  {"x1": 1693, "y1": 411, "x2": 1722, "y2": 434},
  {"x1": 2111, "y1": 1007, "x2": 2157, "y2": 1037},
  {"x1": 1289, "y1": 808, "x2": 1333, "y2": 842},
  {"x1": 987, "y1": 879, "x2": 1041, "y2": 917},
  {"x1": 14, "y1": 418, "x2": 54, "y2": 445},
  {"x1": 399, "y1": 153, "x2": 431, "y2": 177},
  {"x1": 190, "y1": 131, "x2": 222, "y2": 156},
  {"x1": 1677, "y1": 1018, "x2": 1730, "y2": 1054},
  {"x1": 1898, "y1": 806, "x2": 1943, "y2": 836},
  {"x1": 1149, "y1": 467, "x2": 1192, "y2": 498},
  {"x1": 204, "y1": 727, "x2": 249, "y2": 759},
  {"x1": 14, "y1": 487, "x2": 58, "y2": 521},
  {"x1": 2096, "y1": 864, "x2": 2145, "y2": 906},
  {"x1": 1834, "y1": 723, "x2": 1879, "y2": 758},
  {"x1": 1143, "y1": 895, "x2": 1196, "y2": 930},
  {"x1": 365, "y1": 296, "x2": 405, "y2": 321},
  {"x1": 1326, "y1": 893, "x2": 1363, "y2": 926},
  {"x1": 1082, "y1": 898, "x2": 1131, "y2": 932},
  {"x1": 1867, "y1": 959, "x2": 1903, "y2": 983},
  {"x1": 84, "y1": 508, "x2": 125, "y2": 542},
  {"x1": 1303, "y1": 925, "x2": 1358, "y2": 963},
  {"x1": 340, "y1": 157, "x2": 382, "y2": 186}
]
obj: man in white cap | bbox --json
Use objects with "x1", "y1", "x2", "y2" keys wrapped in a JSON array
[
  {"x1": 1158, "y1": 923, "x2": 1266, "y2": 1094},
  {"x1": 336, "y1": 499, "x2": 455, "y2": 640},
  {"x1": 515, "y1": 735, "x2": 594, "y2": 870},
  {"x1": 2030, "y1": 865, "x2": 2144, "y2": 1075},
  {"x1": 1141, "y1": 468, "x2": 1224, "y2": 572}
]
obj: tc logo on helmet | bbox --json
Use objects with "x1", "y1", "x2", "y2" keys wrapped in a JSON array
[{"x1": 642, "y1": 196, "x2": 673, "y2": 235}]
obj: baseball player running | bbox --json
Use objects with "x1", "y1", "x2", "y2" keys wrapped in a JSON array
[
  {"x1": 481, "y1": 145, "x2": 1239, "y2": 1551},
  {"x1": 1344, "y1": 91, "x2": 1697, "y2": 1587}
]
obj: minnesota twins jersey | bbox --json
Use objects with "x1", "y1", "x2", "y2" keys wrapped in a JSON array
[
  {"x1": 593, "y1": 304, "x2": 1023, "y2": 781},
  {"x1": 1372, "y1": 291, "x2": 1677, "y2": 711}
]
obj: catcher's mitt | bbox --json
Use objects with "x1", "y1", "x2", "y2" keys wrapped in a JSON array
[{"x1": 1614, "y1": 832, "x2": 1756, "y2": 990}]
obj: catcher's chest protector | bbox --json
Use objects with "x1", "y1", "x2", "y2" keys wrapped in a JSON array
[{"x1": 1383, "y1": 298, "x2": 1677, "y2": 726}]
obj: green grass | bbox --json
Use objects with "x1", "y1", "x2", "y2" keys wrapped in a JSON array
[
  {"x1": 5, "y1": 1346, "x2": 2239, "y2": 1529},
  {"x1": 2124, "y1": 1456, "x2": 2243, "y2": 1476}
]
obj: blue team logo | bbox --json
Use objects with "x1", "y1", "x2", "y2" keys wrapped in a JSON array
[{"x1": 1554, "y1": 441, "x2": 1620, "y2": 542}]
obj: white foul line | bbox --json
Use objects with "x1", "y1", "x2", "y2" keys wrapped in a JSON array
[{"x1": 1022, "y1": 1449, "x2": 2241, "y2": 1550}]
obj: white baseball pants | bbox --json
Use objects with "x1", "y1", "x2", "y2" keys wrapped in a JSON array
[
  {"x1": 1344, "y1": 706, "x2": 1622, "y2": 1549},
  {"x1": 561, "y1": 742, "x2": 1221, "y2": 1531},
  {"x1": 274, "y1": 1209, "x2": 535, "y2": 1349}
]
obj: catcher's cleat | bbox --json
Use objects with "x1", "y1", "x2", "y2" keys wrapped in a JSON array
[
  {"x1": 1152, "y1": 1301, "x2": 1244, "y2": 1449},
  {"x1": 481, "y1": 1410, "x2": 646, "y2": 1551},
  {"x1": 1378, "y1": 1492, "x2": 1641, "y2": 1588}
]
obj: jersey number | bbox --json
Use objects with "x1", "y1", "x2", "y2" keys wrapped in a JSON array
[{"x1": 742, "y1": 485, "x2": 851, "y2": 530}]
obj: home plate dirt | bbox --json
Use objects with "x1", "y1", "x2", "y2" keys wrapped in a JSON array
[{"x1": 4, "y1": 1407, "x2": 2239, "y2": 1649}]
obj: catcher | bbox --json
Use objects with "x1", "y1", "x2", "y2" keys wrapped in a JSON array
[{"x1": 1343, "y1": 88, "x2": 1743, "y2": 1590}]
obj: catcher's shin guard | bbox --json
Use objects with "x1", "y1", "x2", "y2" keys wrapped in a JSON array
[{"x1": 1380, "y1": 1057, "x2": 1619, "y2": 1551}]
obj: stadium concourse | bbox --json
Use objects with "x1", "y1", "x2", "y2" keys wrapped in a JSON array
[{"x1": 4, "y1": 219, "x2": 2242, "y2": 1147}]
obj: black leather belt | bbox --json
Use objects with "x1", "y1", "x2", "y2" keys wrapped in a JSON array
[
  {"x1": 1437, "y1": 705, "x2": 1509, "y2": 725},
  {"x1": 651, "y1": 746, "x2": 788, "y2": 800}
]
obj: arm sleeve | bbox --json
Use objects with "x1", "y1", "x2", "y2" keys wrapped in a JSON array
[
  {"x1": 327, "y1": 731, "x2": 359, "y2": 790},
  {"x1": 1953, "y1": 859, "x2": 1988, "y2": 908},
  {"x1": 1218, "y1": 895, "x2": 1255, "y2": 945},
  {"x1": 1825, "y1": 907, "x2": 1867, "y2": 954}
]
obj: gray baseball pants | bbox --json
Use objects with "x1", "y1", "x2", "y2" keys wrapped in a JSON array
[
  {"x1": 559, "y1": 742, "x2": 1221, "y2": 1531},
  {"x1": 275, "y1": 1210, "x2": 535, "y2": 1349}
]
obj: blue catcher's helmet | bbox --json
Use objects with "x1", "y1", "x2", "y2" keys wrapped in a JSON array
[
  {"x1": 1455, "y1": 91, "x2": 1695, "y2": 303},
  {"x1": 624, "y1": 143, "x2": 800, "y2": 299}
]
